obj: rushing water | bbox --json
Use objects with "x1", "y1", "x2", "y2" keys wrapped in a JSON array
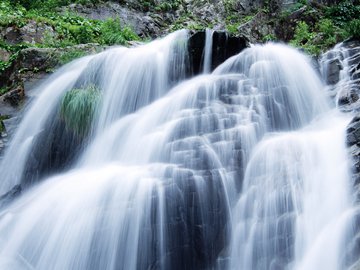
[{"x1": 0, "y1": 30, "x2": 357, "y2": 269}]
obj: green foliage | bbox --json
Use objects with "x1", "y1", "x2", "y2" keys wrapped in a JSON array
[
  {"x1": 325, "y1": 1, "x2": 360, "y2": 26},
  {"x1": 291, "y1": 21, "x2": 314, "y2": 45},
  {"x1": 100, "y1": 18, "x2": 139, "y2": 45},
  {"x1": 0, "y1": 1, "x2": 26, "y2": 27},
  {"x1": 290, "y1": 21, "x2": 320, "y2": 55},
  {"x1": 60, "y1": 84, "x2": 101, "y2": 136},
  {"x1": 346, "y1": 19, "x2": 360, "y2": 39},
  {"x1": 154, "y1": 0, "x2": 181, "y2": 12},
  {"x1": 223, "y1": 0, "x2": 237, "y2": 13},
  {"x1": 316, "y1": 19, "x2": 339, "y2": 47},
  {"x1": 0, "y1": 1, "x2": 140, "y2": 48},
  {"x1": 169, "y1": 12, "x2": 213, "y2": 32},
  {"x1": 58, "y1": 49, "x2": 88, "y2": 65},
  {"x1": 226, "y1": 23, "x2": 240, "y2": 34},
  {"x1": 263, "y1": 33, "x2": 276, "y2": 42},
  {"x1": 9, "y1": 0, "x2": 101, "y2": 10},
  {"x1": 0, "y1": 87, "x2": 10, "y2": 96},
  {"x1": 0, "y1": 50, "x2": 23, "y2": 73}
]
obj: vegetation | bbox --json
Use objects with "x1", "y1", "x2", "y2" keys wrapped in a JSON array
[
  {"x1": 60, "y1": 84, "x2": 101, "y2": 137},
  {"x1": 288, "y1": 1, "x2": 360, "y2": 55},
  {"x1": 0, "y1": 0, "x2": 141, "y2": 95},
  {"x1": 0, "y1": 115, "x2": 10, "y2": 133}
]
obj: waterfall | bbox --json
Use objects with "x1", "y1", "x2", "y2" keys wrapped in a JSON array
[
  {"x1": 203, "y1": 29, "x2": 214, "y2": 73},
  {"x1": 0, "y1": 30, "x2": 189, "y2": 192},
  {"x1": 0, "y1": 31, "x2": 357, "y2": 270}
]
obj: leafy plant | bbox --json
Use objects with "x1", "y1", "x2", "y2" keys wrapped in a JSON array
[
  {"x1": 290, "y1": 21, "x2": 320, "y2": 55},
  {"x1": 100, "y1": 18, "x2": 139, "y2": 45}
]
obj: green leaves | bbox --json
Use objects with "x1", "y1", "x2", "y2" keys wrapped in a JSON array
[{"x1": 100, "y1": 18, "x2": 140, "y2": 46}]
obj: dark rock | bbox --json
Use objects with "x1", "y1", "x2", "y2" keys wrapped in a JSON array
[
  {"x1": 0, "y1": 185, "x2": 22, "y2": 209},
  {"x1": 3, "y1": 84, "x2": 25, "y2": 107},
  {"x1": 0, "y1": 44, "x2": 106, "y2": 106},
  {"x1": 1, "y1": 26, "x2": 22, "y2": 45},
  {"x1": 188, "y1": 30, "x2": 248, "y2": 75},
  {"x1": 347, "y1": 114, "x2": 360, "y2": 201},
  {"x1": 325, "y1": 58, "x2": 342, "y2": 85},
  {"x1": 337, "y1": 89, "x2": 359, "y2": 111},
  {"x1": 18, "y1": 47, "x2": 58, "y2": 71}
]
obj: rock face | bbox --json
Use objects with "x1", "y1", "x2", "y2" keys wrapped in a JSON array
[
  {"x1": 237, "y1": 11, "x2": 275, "y2": 43},
  {"x1": 63, "y1": 2, "x2": 174, "y2": 38},
  {"x1": 342, "y1": 37, "x2": 360, "y2": 270},
  {"x1": 188, "y1": 30, "x2": 248, "y2": 75},
  {"x1": 346, "y1": 115, "x2": 360, "y2": 270},
  {"x1": 0, "y1": 44, "x2": 105, "y2": 106},
  {"x1": 321, "y1": 38, "x2": 360, "y2": 111},
  {"x1": 0, "y1": 21, "x2": 56, "y2": 45}
]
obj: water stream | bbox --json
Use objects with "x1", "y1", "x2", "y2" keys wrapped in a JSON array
[{"x1": 0, "y1": 30, "x2": 357, "y2": 270}]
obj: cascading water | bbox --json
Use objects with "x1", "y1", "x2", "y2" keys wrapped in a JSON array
[
  {"x1": 203, "y1": 29, "x2": 214, "y2": 74},
  {"x1": 0, "y1": 30, "x2": 189, "y2": 192},
  {"x1": 0, "y1": 30, "x2": 357, "y2": 270}
]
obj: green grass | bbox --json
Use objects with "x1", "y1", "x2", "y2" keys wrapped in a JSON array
[{"x1": 60, "y1": 84, "x2": 101, "y2": 137}]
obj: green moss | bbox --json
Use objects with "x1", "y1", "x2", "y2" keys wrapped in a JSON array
[{"x1": 60, "y1": 84, "x2": 101, "y2": 137}]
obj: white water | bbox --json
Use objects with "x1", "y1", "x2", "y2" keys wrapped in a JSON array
[
  {"x1": 0, "y1": 32, "x2": 357, "y2": 270},
  {"x1": 203, "y1": 29, "x2": 214, "y2": 73},
  {"x1": 0, "y1": 30, "x2": 188, "y2": 192}
]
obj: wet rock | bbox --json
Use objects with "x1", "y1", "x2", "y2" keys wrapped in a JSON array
[
  {"x1": 325, "y1": 58, "x2": 342, "y2": 85},
  {"x1": 188, "y1": 30, "x2": 248, "y2": 75},
  {"x1": 3, "y1": 84, "x2": 25, "y2": 107},
  {"x1": 0, "y1": 185, "x2": 22, "y2": 209},
  {"x1": 0, "y1": 44, "x2": 106, "y2": 106},
  {"x1": 337, "y1": 89, "x2": 359, "y2": 111},
  {"x1": 347, "y1": 115, "x2": 360, "y2": 200}
]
